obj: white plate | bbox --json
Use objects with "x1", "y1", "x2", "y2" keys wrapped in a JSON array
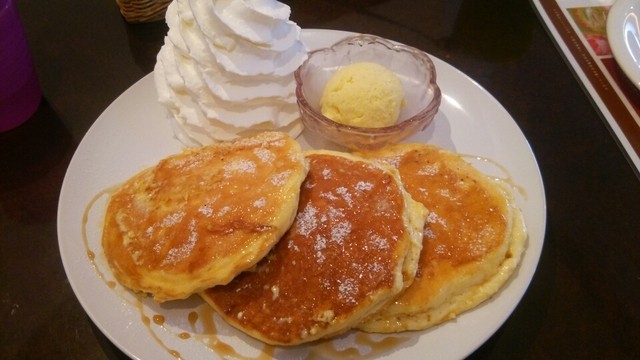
[
  {"x1": 608, "y1": 0, "x2": 640, "y2": 89},
  {"x1": 57, "y1": 29, "x2": 546, "y2": 360}
]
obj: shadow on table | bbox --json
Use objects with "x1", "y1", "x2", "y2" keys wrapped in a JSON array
[
  {"x1": 123, "y1": 19, "x2": 168, "y2": 75},
  {"x1": 0, "y1": 99, "x2": 75, "y2": 223}
]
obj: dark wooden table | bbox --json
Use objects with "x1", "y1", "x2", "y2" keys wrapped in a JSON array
[{"x1": 2, "y1": 0, "x2": 639, "y2": 359}]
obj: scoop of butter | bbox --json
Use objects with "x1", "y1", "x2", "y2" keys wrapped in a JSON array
[{"x1": 320, "y1": 62, "x2": 405, "y2": 128}]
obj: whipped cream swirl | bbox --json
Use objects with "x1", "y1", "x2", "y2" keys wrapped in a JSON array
[{"x1": 154, "y1": 0, "x2": 308, "y2": 146}]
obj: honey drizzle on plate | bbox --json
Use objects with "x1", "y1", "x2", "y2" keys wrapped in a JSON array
[
  {"x1": 82, "y1": 185, "x2": 411, "y2": 359},
  {"x1": 82, "y1": 186, "x2": 119, "y2": 283},
  {"x1": 309, "y1": 332, "x2": 410, "y2": 359},
  {"x1": 461, "y1": 154, "x2": 528, "y2": 199},
  {"x1": 134, "y1": 295, "x2": 183, "y2": 359},
  {"x1": 195, "y1": 304, "x2": 274, "y2": 359}
]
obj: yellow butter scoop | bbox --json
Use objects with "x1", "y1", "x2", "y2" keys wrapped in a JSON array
[{"x1": 320, "y1": 62, "x2": 405, "y2": 128}]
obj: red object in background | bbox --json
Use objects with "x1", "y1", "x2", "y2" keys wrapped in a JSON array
[{"x1": 585, "y1": 34, "x2": 612, "y2": 56}]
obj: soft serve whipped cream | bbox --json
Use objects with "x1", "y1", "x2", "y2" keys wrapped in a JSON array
[{"x1": 154, "y1": 0, "x2": 308, "y2": 146}]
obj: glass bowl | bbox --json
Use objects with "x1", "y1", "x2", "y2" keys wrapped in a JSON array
[{"x1": 294, "y1": 34, "x2": 441, "y2": 150}]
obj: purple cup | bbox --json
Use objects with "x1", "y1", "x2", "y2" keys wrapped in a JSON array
[{"x1": 0, "y1": 0, "x2": 41, "y2": 132}]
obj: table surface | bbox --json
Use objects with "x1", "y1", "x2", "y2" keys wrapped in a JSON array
[{"x1": 2, "y1": 0, "x2": 639, "y2": 359}]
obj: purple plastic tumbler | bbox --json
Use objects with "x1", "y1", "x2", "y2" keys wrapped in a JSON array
[{"x1": 0, "y1": 0, "x2": 41, "y2": 132}]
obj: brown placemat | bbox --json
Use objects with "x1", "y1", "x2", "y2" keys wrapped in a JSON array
[{"x1": 532, "y1": 0, "x2": 640, "y2": 173}]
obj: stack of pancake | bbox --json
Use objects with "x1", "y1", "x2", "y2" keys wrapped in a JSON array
[{"x1": 102, "y1": 131, "x2": 526, "y2": 346}]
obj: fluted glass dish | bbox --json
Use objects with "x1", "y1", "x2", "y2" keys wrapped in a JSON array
[{"x1": 294, "y1": 34, "x2": 441, "y2": 150}]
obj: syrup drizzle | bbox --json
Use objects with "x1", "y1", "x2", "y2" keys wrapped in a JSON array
[
  {"x1": 134, "y1": 295, "x2": 183, "y2": 359},
  {"x1": 82, "y1": 186, "x2": 412, "y2": 359},
  {"x1": 82, "y1": 186, "x2": 119, "y2": 283},
  {"x1": 461, "y1": 154, "x2": 528, "y2": 199},
  {"x1": 308, "y1": 332, "x2": 411, "y2": 359}
]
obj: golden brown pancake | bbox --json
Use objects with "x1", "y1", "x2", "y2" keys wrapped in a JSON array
[
  {"x1": 201, "y1": 150, "x2": 427, "y2": 345},
  {"x1": 102, "y1": 132, "x2": 308, "y2": 302},
  {"x1": 355, "y1": 143, "x2": 526, "y2": 332}
]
